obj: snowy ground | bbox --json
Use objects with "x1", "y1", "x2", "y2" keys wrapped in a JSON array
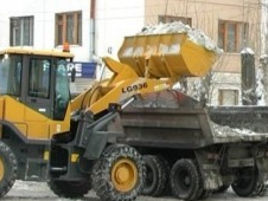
[{"x1": 3, "y1": 181, "x2": 268, "y2": 201}]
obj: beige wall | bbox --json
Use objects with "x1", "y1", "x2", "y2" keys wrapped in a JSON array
[{"x1": 145, "y1": 0, "x2": 262, "y2": 73}]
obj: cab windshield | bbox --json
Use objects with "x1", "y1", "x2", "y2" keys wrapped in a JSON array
[{"x1": 0, "y1": 54, "x2": 22, "y2": 96}]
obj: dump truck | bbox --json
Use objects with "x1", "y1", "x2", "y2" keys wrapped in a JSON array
[{"x1": 47, "y1": 29, "x2": 268, "y2": 201}]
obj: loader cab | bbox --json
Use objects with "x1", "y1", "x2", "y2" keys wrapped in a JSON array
[{"x1": 0, "y1": 48, "x2": 73, "y2": 121}]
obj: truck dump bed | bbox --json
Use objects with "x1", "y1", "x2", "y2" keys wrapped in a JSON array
[{"x1": 117, "y1": 90, "x2": 268, "y2": 149}]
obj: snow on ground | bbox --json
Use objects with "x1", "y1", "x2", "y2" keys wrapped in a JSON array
[{"x1": 3, "y1": 181, "x2": 268, "y2": 201}]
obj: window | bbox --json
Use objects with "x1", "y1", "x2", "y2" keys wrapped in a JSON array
[
  {"x1": 159, "y1": 15, "x2": 192, "y2": 26},
  {"x1": 0, "y1": 55, "x2": 22, "y2": 96},
  {"x1": 10, "y1": 16, "x2": 34, "y2": 46},
  {"x1": 54, "y1": 60, "x2": 70, "y2": 120},
  {"x1": 29, "y1": 59, "x2": 51, "y2": 99},
  {"x1": 55, "y1": 11, "x2": 82, "y2": 46},
  {"x1": 218, "y1": 20, "x2": 249, "y2": 52},
  {"x1": 218, "y1": 89, "x2": 239, "y2": 105}
]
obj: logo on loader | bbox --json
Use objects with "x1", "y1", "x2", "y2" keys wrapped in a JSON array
[{"x1": 122, "y1": 82, "x2": 148, "y2": 93}]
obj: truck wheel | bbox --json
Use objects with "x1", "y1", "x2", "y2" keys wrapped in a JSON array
[
  {"x1": 142, "y1": 155, "x2": 169, "y2": 197},
  {"x1": 92, "y1": 144, "x2": 145, "y2": 201},
  {"x1": 0, "y1": 141, "x2": 18, "y2": 197},
  {"x1": 48, "y1": 179, "x2": 91, "y2": 198},
  {"x1": 170, "y1": 159, "x2": 200, "y2": 201},
  {"x1": 231, "y1": 167, "x2": 258, "y2": 197}
]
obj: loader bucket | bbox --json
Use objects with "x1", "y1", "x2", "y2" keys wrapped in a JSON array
[{"x1": 118, "y1": 33, "x2": 217, "y2": 79}]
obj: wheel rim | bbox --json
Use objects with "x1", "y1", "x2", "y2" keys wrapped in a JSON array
[
  {"x1": 0, "y1": 157, "x2": 4, "y2": 181},
  {"x1": 111, "y1": 159, "x2": 138, "y2": 193},
  {"x1": 176, "y1": 169, "x2": 192, "y2": 192}
]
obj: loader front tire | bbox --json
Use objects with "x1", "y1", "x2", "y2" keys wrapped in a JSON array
[
  {"x1": 142, "y1": 155, "x2": 169, "y2": 197},
  {"x1": 0, "y1": 141, "x2": 18, "y2": 197},
  {"x1": 92, "y1": 144, "x2": 145, "y2": 201},
  {"x1": 48, "y1": 179, "x2": 91, "y2": 198}
]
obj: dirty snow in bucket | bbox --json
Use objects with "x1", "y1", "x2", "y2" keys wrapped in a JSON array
[{"x1": 138, "y1": 21, "x2": 223, "y2": 55}]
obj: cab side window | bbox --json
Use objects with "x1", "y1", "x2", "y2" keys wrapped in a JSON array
[
  {"x1": 54, "y1": 60, "x2": 70, "y2": 120},
  {"x1": 29, "y1": 59, "x2": 51, "y2": 98}
]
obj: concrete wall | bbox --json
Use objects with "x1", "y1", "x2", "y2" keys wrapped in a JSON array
[{"x1": 0, "y1": 0, "x2": 91, "y2": 62}]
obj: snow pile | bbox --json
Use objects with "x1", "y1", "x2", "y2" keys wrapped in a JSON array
[
  {"x1": 241, "y1": 47, "x2": 255, "y2": 55},
  {"x1": 139, "y1": 21, "x2": 223, "y2": 55},
  {"x1": 211, "y1": 122, "x2": 263, "y2": 138}
]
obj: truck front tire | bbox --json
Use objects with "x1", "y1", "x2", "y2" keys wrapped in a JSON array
[
  {"x1": 92, "y1": 144, "x2": 145, "y2": 201},
  {"x1": 231, "y1": 167, "x2": 260, "y2": 197},
  {"x1": 0, "y1": 141, "x2": 17, "y2": 197}
]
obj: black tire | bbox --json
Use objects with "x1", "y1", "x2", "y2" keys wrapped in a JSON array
[
  {"x1": 231, "y1": 167, "x2": 259, "y2": 197},
  {"x1": 142, "y1": 155, "x2": 169, "y2": 197},
  {"x1": 0, "y1": 141, "x2": 18, "y2": 197},
  {"x1": 92, "y1": 144, "x2": 145, "y2": 201},
  {"x1": 48, "y1": 179, "x2": 91, "y2": 198},
  {"x1": 170, "y1": 159, "x2": 200, "y2": 201}
]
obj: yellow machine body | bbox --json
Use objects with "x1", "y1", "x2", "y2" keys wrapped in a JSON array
[{"x1": 0, "y1": 47, "x2": 73, "y2": 140}]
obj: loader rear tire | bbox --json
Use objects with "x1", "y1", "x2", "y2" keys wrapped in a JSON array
[
  {"x1": 231, "y1": 167, "x2": 259, "y2": 197},
  {"x1": 0, "y1": 141, "x2": 18, "y2": 197},
  {"x1": 142, "y1": 155, "x2": 169, "y2": 197},
  {"x1": 170, "y1": 159, "x2": 200, "y2": 201},
  {"x1": 48, "y1": 179, "x2": 91, "y2": 198},
  {"x1": 92, "y1": 144, "x2": 145, "y2": 201}
]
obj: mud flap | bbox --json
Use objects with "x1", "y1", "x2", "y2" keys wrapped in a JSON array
[
  {"x1": 195, "y1": 150, "x2": 223, "y2": 191},
  {"x1": 84, "y1": 131, "x2": 108, "y2": 160},
  {"x1": 255, "y1": 152, "x2": 268, "y2": 182}
]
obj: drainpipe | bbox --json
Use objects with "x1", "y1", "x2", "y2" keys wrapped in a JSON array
[
  {"x1": 89, "y1": 0, "x2": 96, "y2": 60},
  {"x1": 241, "y1": 48, "x2": 257, "y2": 105}
]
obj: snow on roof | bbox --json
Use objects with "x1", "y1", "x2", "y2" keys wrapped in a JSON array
[{"x1": 241, "y1": 47, "x2": 255, "y2": 55}]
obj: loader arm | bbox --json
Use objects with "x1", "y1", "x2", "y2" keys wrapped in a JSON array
[
  {"x1": 71, "y1": 33, "x2": 218, "y2": 116},
  {"x1": 71, "y1": 57, "x2": 172, "y2": 115}
]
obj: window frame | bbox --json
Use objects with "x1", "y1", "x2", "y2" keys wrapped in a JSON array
[
  {"x1": 10, "y1": 16, "x2": 34, "y2": 46},
  {"x1": 218, "y1": 89, "x2": 239, "y2": 106},
  {"x1": 28, "y1": 58, "x2": 52, "y2": 99},
  {"x1": 218, "y1": 20, "x2": 249, "y2": 53},
  {"x1": 55, "y1": 11, "x2": 82, "y2": 46}
]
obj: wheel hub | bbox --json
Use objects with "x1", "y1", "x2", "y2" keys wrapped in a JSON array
[{"x1": 111, "y1": 159, "x2": 138, "y2": 193}]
